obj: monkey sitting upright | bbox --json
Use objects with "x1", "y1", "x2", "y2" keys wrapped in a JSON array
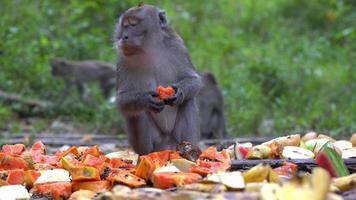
[
  {"x1": 197, "y1": 72, "x2": 227, "y2": 139},
  {"x1": 50, "y1": 58, "x2": 116, "y2": 99},
  {"x1": 114, "y1": 4, "x2": 202, "y2": 155}
]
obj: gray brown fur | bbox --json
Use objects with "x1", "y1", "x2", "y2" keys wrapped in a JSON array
[
  {"x1": 114, "y1": 4, "x2": 202, "y2": 155},
  {"x1": 197, "y1": 72, "x2": 227, "y2": 139},
  {"x1": 50, "y1": 58, "x2": 116, "y2": 99}
]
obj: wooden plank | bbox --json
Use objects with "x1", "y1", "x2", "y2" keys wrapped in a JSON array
[{"x1": 231, "y1": 159, "x2": 356, "y2": 172}]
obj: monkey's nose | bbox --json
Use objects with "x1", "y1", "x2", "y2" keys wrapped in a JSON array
[{"x1": 122, "y1": 35, "x2": 129, "y2": 41}]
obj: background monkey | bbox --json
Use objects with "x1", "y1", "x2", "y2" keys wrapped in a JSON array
[
  {"x1": 114, "y1": 4, "x2": 202, "y2": 155},
  {"x1": 50, "y1": 58, "x2": 116, "y2": 99},
  {"x1": 197, "y1": 72, "x2": 227, "y2": 139}
]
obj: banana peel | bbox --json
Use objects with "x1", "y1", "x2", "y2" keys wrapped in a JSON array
[
  {"x1": 181, "y1": 182, "x2": 227, "y2": 193},
  {"x1": 331, "y1": 173, "x2": 356, "y2": 192},
  {"x1": 243, "y1": 163, "x2": 279, "y2": 183},
  {"x1": 246, "y1": 145, "x2": 272, "y2": 159},
  {"x1": 260, "y1": 167, "x2": 330, "y2": 200}
]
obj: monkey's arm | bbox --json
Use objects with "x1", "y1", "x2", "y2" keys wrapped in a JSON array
[
  {"x1": 117, "y1": 90, "x2": 164, "y2": 116},
  {"x1": 165, "y1": 71, "x2": 202, "y2": 106}
]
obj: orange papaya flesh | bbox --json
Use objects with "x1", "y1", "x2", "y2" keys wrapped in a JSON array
[
  {"x1": 0, "y1": 153, "x2": 30, "y2": 170},
  {"x1": 34, "y1": 182, "x2": 72, "y2": 200},
  {"x1": 1, "y1": 144, "x2": 26, "y2": 156},
  {"x1": 70, "y1": 166, "x2": 100, "y2": 181},
  {"x1": 152, "y1": 172, "x2": 202, "y2": 189},
  {"x1": 109, "y1": 169, "x2": 146, "y2": 188},
  {"x1": 72, "y1": 180, "x2": 111, "y2": 192}
]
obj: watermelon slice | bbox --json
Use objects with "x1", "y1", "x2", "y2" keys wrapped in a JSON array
[{"x1": 315, "y1": 146, "x2": 349, "y2": 177}]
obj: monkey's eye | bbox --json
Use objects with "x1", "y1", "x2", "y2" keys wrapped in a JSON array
[
  {"x1": 122, "y1": 19, "x2": 129, "y2": 27},
  {"x1": 128, "y1": 17, "x2": 139, "y2": 26}
]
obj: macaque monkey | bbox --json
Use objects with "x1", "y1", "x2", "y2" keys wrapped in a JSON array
[
  {"x1": 197, "y1": 72, "x2": 227, "y2": 139},
  {"x1": 50, "y1": 58, "x2": 116, "y2": 99},
  {"x1": 114, "y1": 4, "x2": 202, "y2": 155}
]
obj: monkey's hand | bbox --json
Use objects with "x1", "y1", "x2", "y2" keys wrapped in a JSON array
[
  {"x1": 163, "y1": 85, "x2": 184, "y2": 106},
  {"x1": 142, "y1": 91, "x2": 165, "y2": 113}
]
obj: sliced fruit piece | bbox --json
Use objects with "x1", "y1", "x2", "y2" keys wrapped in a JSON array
[
  {"x1": 171, "y1": 158, "x2": 195, "y2": 172},
  {"x1": 227, "y1": 142, "x2": 253, "y2": 160},
  {"x1": 152, "y1": 172, "x2": 202, "y2": 189},
  {"x1": 6, "y1": 169, "x2": 25, "y2": 185},
  {"x1": 205, "y1": 171, "x2": 245, "y2": 189},
  {"x1": 282, "y1": 146, "x2": 314, "y2": 159},
  {"x1": 110, "y1": 158, "x2": 135, "y2": 170},
  {"x1": 106, "y1": 150, "x2": 139, "y2": 165},
  {"x1": 333, "y1": 140, "x2": 353, "y2": 151},
  {"x1": 70, "y1": 190, "x2": 96, "y2": 200},
  {"x1": 263, "y1": 134, "x2": 301, "y2": 147},
  {"x1": 60, "y1": 154, "x2": 81, "y2": 170},
  {"x1": 301, "y1": 132, "x2": 318, "y2": 142},
  {"x1": 61, "y1": 146, "x2": 80, "y2": 157},
  {"x1": 135, "y1": 156, "x2": 156, "y2": 181},
  {"x1": 1, "y1": 144, "x2": 26, "y2": 156},
  {"x1": 35, "y1": 168, "x2": 70, "y2": 184},
  {"x1": 70, "y1": 166, "x2": 100, "y2": 181},
  {"x1": 34, "y1": 182, "x2": 72, "y2": 200},
  {"x1": 243, "y1": 163, "x2": 279, "y2": 183},
  {"x1": 72, "y1": 180, "x2": 111, "y2": 192},
  {"x1": 350, "y1": 133, "x2": 356, "y2": 147},
  {"x1": 0, "y1": 153, "x2": 30, "y2": 170},
  {"x1": 182, "y1": 182, "x2": 227, "y2": 193},
  {"x1": 31, "y1": 140, "x2": 46, "y2": 154},
  {"x1": 153, "y1": 164, "x2": 180, "y2": 174},
  {"x1": 83, "y1": 145, "x2": 102, "y2": 157},
  {"x1": 199, "y1": 147, "x2": 231, "y2": 163},
  {"x1": 0, "y1": 185, "x2": 30, "y2": 200},
  {"x1": 315, "y1": 146, "x2": 349, "y2": 177},
  {"x1": 317, "y1": 134, "x2": 336, "y2": 142},
  {"x1": 31, "y1": 154, "x2": 59, "y2": 165},
  {"x1": 332, "y1": 173, "x2": 356, "y2": 192},
  {"x1": 190, "y1": 160, "x2": 230, "y2": 176},
  {"x1": 109, "y1": 169, "x2": 146, "y2": 188},
  {"x1": 83, "y1": 154, "x2": 108, "y2": 169},
  {"x1": 246, "y1": 145, "x2": 272, "y2": 159},
  {"x1": 305, "y1": 139, "x2": 332, "y2": 153},
  {"x1": 24, "y1": 170, "x2": 41, "y2": 188},
  {"x1": 273, "y1": 162, "x2": 298, "y2": 178},
  {"x1": 156, "y1": 85, "x2": 175, "y2": 100},
  {"x1": 342, "y1": 148, "x2": 356, "y2": 159}
]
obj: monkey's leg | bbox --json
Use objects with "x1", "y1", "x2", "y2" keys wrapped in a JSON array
[
  {"x1": 172, "y1": 99, "x2": 200, "y2": 145},
  {"x1": 100, "y1": 79, "x2": 115, "y2": 99},
  {"x1": 56, "y1": 81, "x2": 73, "y2": 104},
  {"x1": 125, "y1": 113, "x2": 160, "y2": 155}
]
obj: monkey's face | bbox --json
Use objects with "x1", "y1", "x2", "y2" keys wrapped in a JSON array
[
  {"x1": 49, "y1": 58, "x2": 70, "y2": 76},
  {"x1": 115, "y1": 4, "x2": 168, "y2": 57}
]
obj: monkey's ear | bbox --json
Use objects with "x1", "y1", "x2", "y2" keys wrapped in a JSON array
[
  {"x1": 158, "y1": 10, "x2": 168, "y2": 29},
  {"x1": 204, "y1": 72, "x2": 217, "y2": 85}
]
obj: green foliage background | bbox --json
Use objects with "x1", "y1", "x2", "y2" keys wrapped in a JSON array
[{"x1": 0, "y1": 0, "x2": 355, "y2": 137}]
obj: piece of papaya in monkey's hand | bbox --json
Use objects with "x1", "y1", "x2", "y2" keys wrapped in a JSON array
[{"x1": 156, "y1": 86, "x2": 176, "y2": 100}]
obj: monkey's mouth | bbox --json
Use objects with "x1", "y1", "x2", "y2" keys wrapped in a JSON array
[{"x1": 120, "y1": 44, "x2": 141, "y2": 56}]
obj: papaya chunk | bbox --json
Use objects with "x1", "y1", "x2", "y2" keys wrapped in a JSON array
[
  {"x1": 24, "y1": 170, "x2": 41, "y2": 188},
  {"x1": 72, "y1": 180, "x2": 111, "y2": 192},
  {"x1": 70, "y1": 166, "x2": 100, "y2": 181},
  {"x1": 31, "y1": 141, "x2": 46, "y2": 154},
  {"x1": 34, "y1": 182, "x2": 72, "y2": 200},
  {"x1": 0, "y1": 153, "x2": 30, "y2": 170},
  {"x1": 109, "y1": 169, "x2": 146, "y2": 188},
  {"x1": 135, "y1": 156, "x2": 156, "y2": 181},
  {"x1": 60, "y1": 155, "x2": 82, "y2": 170},
  {"x1": 6, "y1": 169, "x2": 25, "y2": 185},
  {"x1": 152, "y1": 172, "x2": 202, "y2": 189},
  {"x1": 2, "y1": 144, "x2": 26, "y2": 156},
  {"x1": 156, "y1": 86, "x2": 175, "y2": 100}
]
